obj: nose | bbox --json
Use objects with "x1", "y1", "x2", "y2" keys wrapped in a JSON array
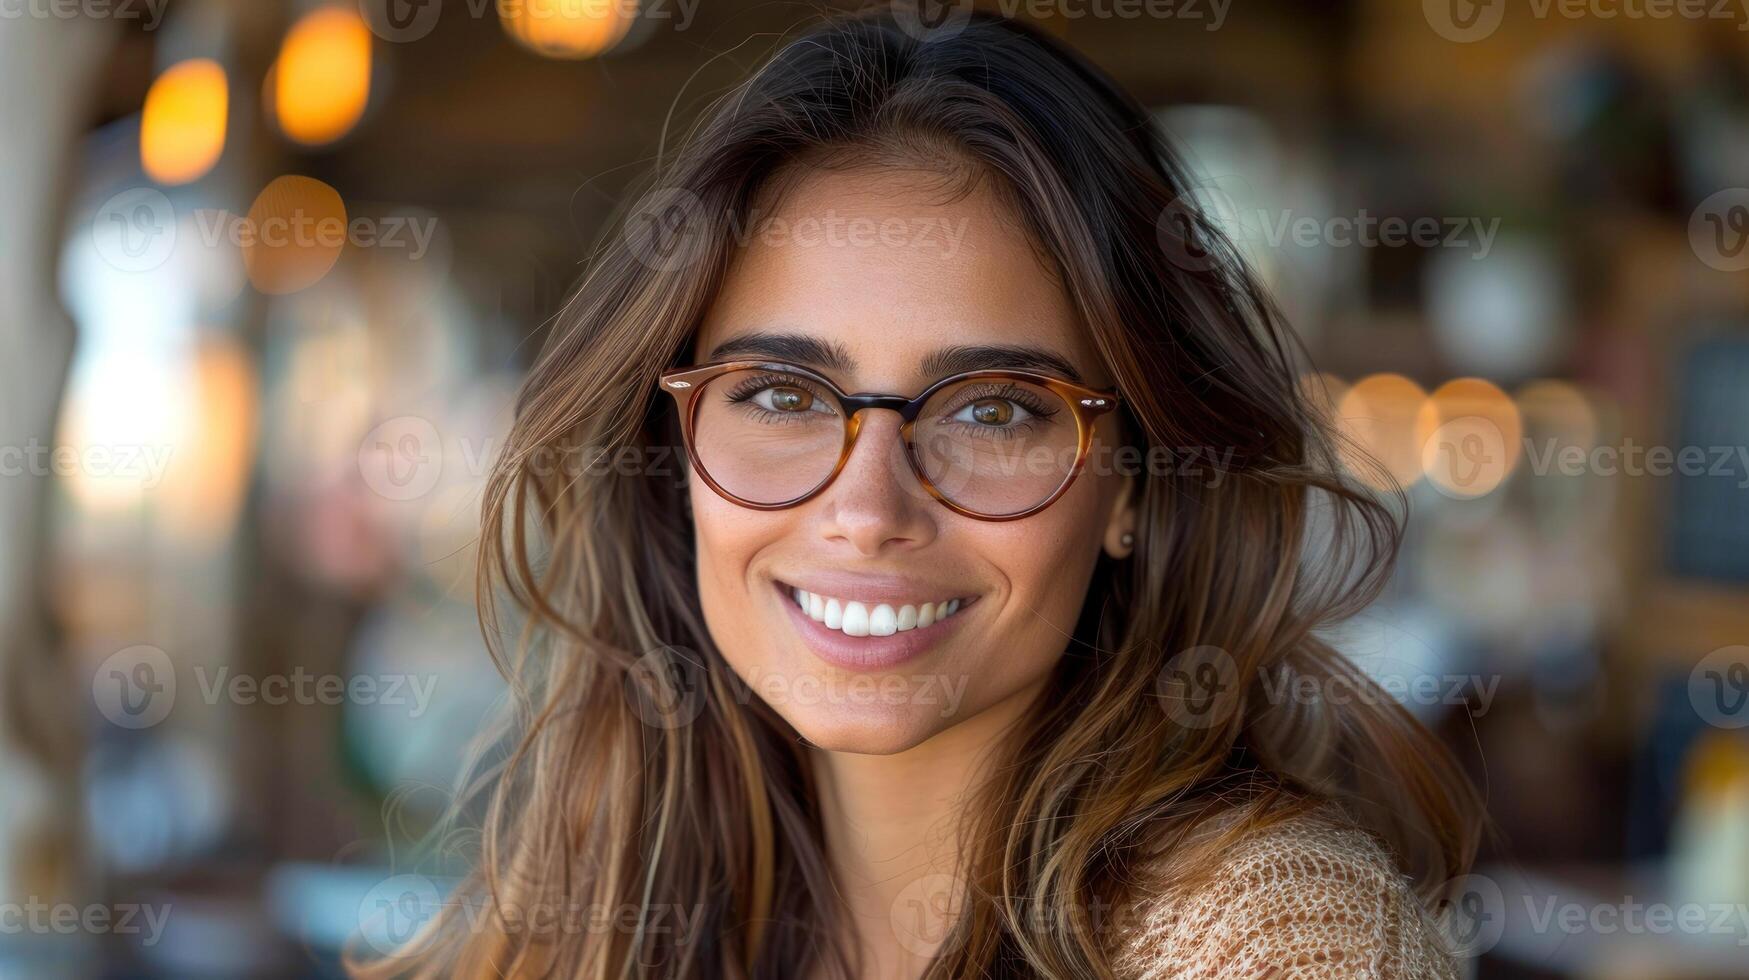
[{"x1": 812, "y1": 410, "x2": 939, "y2": 555}]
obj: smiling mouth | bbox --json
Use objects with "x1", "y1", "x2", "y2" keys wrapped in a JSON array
[{"x1": 775, "y1": 583, "x2": 975, "y2": 637}]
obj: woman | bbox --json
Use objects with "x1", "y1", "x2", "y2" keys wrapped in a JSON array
[{"x1": 358, "y1": 6, "x2": 1482, "y2": 978}]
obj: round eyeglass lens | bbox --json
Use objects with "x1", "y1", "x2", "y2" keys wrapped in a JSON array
[
  {"x1": 691, "y1": 367, "x2": 846, "y2": 506},
  {"x1": 909, "y1": 377, "x2": 1081, "y2": 517}
]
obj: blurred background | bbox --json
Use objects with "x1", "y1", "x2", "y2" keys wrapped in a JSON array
[{"x1": 2, "y1": 0, "x2": 1748, "y2": 976}]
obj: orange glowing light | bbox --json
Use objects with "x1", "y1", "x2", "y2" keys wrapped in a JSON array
[
  {"x1": 502, "y1": 0, "x2": 636, "y2": 59},
  {"x1": 161, "y1": 337, "x2": 259, "y2": 545},
  {"x1": 141, "y1": 59, "x2": 229, "y2": 185},
  {"x1": 1335, "y1": 373, "x2": 1429, "y2": 491},
  {"x1": 1416, "y1": 378, "x2": 1523, "y2": 499},
  {"x1": 242, "y1": 175, "x2": 348, "y2": 295},
  {"x1": 275, "y1": 7, "x2": 372, "y2": 145}
]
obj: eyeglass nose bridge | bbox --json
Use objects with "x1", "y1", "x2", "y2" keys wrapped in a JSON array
[
  {"x1": 839, "y1": 391, "x2": 925, "y2": 420},
  {"x1": 837, "y1": 393, "x2": 921, "y2": 458},
  {"x1": 831, "y1": 394, "x2": 935, "y2": 504},
  {"x1": 835, "y1": 391, "x2": 928, "y2": 458}
]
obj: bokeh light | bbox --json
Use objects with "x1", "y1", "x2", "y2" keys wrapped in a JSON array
[
  {"x1": 242, "y1": 175, "x2": 348, "y2": 294},
  {"x1": 501, "y1": 0, "x2": 638, "y2": 59},
  {"x1": 140, "y1": 59, "x2": 229, "y2": 185},
  {"x1": 1336, "y1": 373, "x2": 1429, "y2": 491},
  {"x1": 1417, "y1": 377, "x2": 1524, "y2": 499},
  {"x1": 159, "y1": 337, "x2": 259, "y2": 546},
  {"x1": 274, "y1": 7, "x2": 372, "y2": 145}
]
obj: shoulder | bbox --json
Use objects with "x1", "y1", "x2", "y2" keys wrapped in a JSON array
[{"x1": 1108, "y1": 805, "x2": 1458, "y2": 980}]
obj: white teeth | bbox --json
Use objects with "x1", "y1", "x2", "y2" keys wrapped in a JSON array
[
  {"x1": 841, "y1": 602, "x2": 870, "y2": 637},
  {"x1": 785, "y1": 585, "x2": 966, "y2": 636},
  {"x1": 869, "y1": 604, "x2": 897, "y2": 636}
]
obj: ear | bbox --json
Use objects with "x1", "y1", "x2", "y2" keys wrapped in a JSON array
[{"x1": 1101, "y1": 472, "x2": 1138, "y2": 560}]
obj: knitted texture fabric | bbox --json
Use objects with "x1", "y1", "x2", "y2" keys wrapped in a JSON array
[{"x1": 1110, "y1": 808, "x2": 1458, "y2": 979}]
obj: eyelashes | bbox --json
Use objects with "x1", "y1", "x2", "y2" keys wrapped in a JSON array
[
  {"x1": 718, "y1": 373, "x2": 1062, "y2": 438},
  {"x1": 935, "y1": 382, "x2": 1059, "y2": 422}
]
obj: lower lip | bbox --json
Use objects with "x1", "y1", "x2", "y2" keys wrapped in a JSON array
[{"x1": 774, "y1": 582, "x2": 974, "y2": 671}]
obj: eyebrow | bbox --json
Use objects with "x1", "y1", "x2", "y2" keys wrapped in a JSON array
[
  {"x1": 920, "y1": 344, "x2": 1087, "y2": 385},
  {"x1": 706, "y1": 331, "x2": 1089, "y2": 386},
  {"x1": 707, "y1": 332, "x2": 856, "y2": 374}
]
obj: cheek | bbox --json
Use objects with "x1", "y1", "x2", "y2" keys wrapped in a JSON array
[
  {"x1": 690, "y1": 481, "x2": 764, "y2": 600},
  {"x1": 689, "y1": 480, "x2": 798, "y2": 670},
  {"x1": 993, "y1": 483, "x2": 1109, "y2": 624}
]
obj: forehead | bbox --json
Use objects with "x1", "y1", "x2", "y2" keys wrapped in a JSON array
[{"x1": 693, "y1": 166, "x2": 1103, "y2": 391}]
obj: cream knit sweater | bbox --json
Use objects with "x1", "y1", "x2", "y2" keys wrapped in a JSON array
[{"x1": 1110, "y1": 808, "x2": 1460, "y2": 979}]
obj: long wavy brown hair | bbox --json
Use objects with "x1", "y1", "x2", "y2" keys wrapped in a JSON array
[{"x1": 352, "y1": 7, "x2": 1481, "y2": 979}]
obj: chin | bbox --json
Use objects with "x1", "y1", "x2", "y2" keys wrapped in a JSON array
[{"x1": 782, "y1": 703, "x2": 950, "y2": 755}]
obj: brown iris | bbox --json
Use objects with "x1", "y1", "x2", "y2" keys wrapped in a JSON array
[
  {"x1": 969, "y1": 399, "x2": 1012, "y2": 425},
  {"x1": 771, "y1": 387, "x2": 814, "y2": 412}
]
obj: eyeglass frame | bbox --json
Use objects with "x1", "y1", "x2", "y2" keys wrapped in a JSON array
[{"x1": 657, "y1": 359, "x2": 1121, "y2": 522}]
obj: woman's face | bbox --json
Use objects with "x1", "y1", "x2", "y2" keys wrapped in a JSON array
[{"x1": 688, "y1": 166, "x2": 1132, "y2": 754}]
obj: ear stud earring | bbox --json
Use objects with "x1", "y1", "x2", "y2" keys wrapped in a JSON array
[{"x1": 1121, "y1": 532, "x2": 1135, "y2": 548}]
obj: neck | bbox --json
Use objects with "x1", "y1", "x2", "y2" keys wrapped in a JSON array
[{"x1": 809, "y1": 680, "x2": 1043, "y2": 979}]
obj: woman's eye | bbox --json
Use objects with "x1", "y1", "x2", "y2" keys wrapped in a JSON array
[
  {"x1": 954, "y1": 398, "x2": 1030, "y2": 427},
  {"x1": 753, "y1": 386, "x2": 822, "y2": 413}
]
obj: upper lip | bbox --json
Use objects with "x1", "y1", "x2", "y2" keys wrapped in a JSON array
[{"x1": 773, "y1": 570, "x2": 977, "y2": 606}]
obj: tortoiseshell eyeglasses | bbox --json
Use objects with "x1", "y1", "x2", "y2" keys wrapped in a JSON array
[{"x1": 658, "y1": 360, "x2": 1119, "y2": 521}]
